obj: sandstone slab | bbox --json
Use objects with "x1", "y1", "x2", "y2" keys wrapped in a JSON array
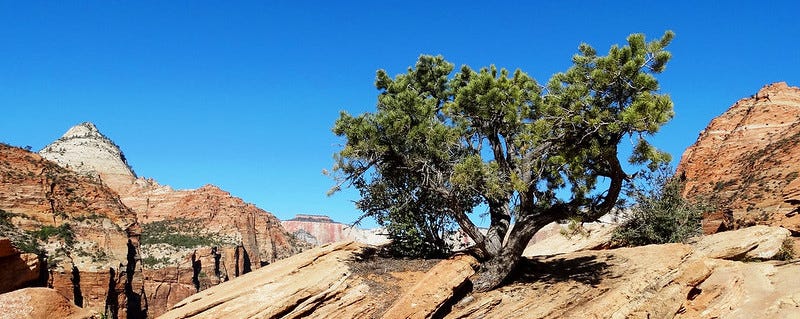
[{"x1": 0, "y1": 287, "x2": 95, "y2": 319}]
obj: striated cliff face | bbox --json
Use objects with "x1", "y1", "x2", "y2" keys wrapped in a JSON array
[
  {"x1": 0, "y1": 143, "x2": 145, "y2": 318},
  {"x1": 677, "y1": 82, "x2": 800, "y2": 234},
  {"x1": 39, "y1": 122, "x2": 305, "y2": 316},
  {"x1": 158, "y1": 226, "x2": 799, "y2": 319},
  {"x1": 281, "y1": 214, "x2": 388, "y2": 246}
]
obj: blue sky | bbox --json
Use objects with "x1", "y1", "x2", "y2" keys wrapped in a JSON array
[{"x1": 2, "y1": 1, "x2": 799, "y2": 227}]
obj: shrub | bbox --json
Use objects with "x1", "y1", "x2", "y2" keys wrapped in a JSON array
[
  {"x1": 140, "y1": 219, "x2": 219, "y2": 248},
  {"x1": 30, "y1": 224, "x2": 76, "y2": 247},
  {"x1": 613, "y1": 165, "x2": 711, "y2": 246},
  {"x1": 775, "y1": 238, "x2": 796, "y2": 261}
]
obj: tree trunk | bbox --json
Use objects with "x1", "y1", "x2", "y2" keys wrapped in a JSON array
[
  {"x1": 484, "y1": 199, "x2": 510, "y2": 256},
  {"x1": 471, "y1": 216, "x2": 551, "y2": 292}
]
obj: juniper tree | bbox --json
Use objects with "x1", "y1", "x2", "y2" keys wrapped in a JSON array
[{"x1": 332, "y1": 31, "x2": 675, "y2": 291}]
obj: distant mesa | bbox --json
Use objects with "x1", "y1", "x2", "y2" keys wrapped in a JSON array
[
  {"x1": 287, "y1": 214, "x2": 338, "y2": 223},
  {"x1": 282, "y1": 214, "x2": 389, "y2": 246}
]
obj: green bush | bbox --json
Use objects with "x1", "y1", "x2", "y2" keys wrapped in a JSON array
[
  {"x1": 30, "y1": 224, "x2": 75, "y2": 247},
  {"x1": 140, "y1": 219, "x2": 219, "y2": 248},
  {"x1": 613, "y1": 165, "x2": 711, "y2": 246}
]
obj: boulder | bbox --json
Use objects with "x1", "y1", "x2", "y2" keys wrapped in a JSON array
[{"x1": 0, "y1": 287, "x2": 95, "y2": 319}]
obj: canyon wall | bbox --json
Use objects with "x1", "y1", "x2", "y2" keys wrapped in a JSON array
[{"x1": 677, "y1": 82, "x2": 800, "y2": 235}]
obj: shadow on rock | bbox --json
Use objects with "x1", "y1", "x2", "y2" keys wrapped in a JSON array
[{"x1": 511, "y1": 254, "x2": 611, "y2": 287}]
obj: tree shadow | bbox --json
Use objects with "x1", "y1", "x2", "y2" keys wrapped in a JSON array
[{"x1": 509, "y1": 254, "x2": 612, "y2": 287}]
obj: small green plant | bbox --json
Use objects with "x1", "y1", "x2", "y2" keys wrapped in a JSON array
[
  {"x1": 560, "y1": 217, "x2": 589, "y2": 239},
  {"x1": 613, "y1": 165, "x2": 712, "y2": 247},
  {"x1": 775, "y1": 238, "x2": 796, "y2": 261}
]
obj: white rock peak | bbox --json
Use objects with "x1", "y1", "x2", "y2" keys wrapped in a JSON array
[
  {"x1": 40, "y1": 122, "x2": 137, "y2": 188},
  {"x1": 62, "y1": 122, "x2": 103, "y2": 139}
]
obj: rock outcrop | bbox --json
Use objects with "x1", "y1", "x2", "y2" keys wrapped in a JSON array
[
  {"x1": 0, "y1": 143, "x2": 145, "y2": 318},
  {"x1": 39, "y1": 122, "x2": 136, "y2": 191},
  {"x1": 0, "y1": 238, "x2": 41, "y2": 294},
  {"x1": 158, "y1": 226, "x2": 799, "y2": 319},
  {"x1": 677, "y1": 82, "x2": 800, "y2": 234},
  {"x1": 0, "y1": 287, "x2": 96, "y2": 319},
  {"x1": 39, "y1": 122, "x2": 305, "y2": 316},
  {"x1": 281, "y1": 214, "x2": 388, "y2": 246}
]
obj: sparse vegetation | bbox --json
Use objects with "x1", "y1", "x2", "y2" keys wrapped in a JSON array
[
  {"x1": 775, "y1": 238, "x2": 796, "y2": 261},
  {"x1": 29, "y1": 223, "x2": 76, "y2": 247},
  {"x1": 141, "y1": 218, "x2": 222, "y2": 248},
  {"x1": 73, "y1": 213, "x2": 104, "y2": 222},
  {"x1": 142, "y1": 255, "x2": 171, "y2": 267},
  {"x1": 0, "y1": 209, "x2": 16, "y2": 226},
  {"x1": 613, "y1": 165, "x2": 711, "y2": 247}
]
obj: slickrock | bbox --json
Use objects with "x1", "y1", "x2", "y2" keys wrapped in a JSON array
[
  {"x1": 281, "y1": 214, "x2": 389, "y2": 246},
  {"x1": 523, "y1": 221, "x2": 616, "y2": 257},
  {"x1": 40, "y1": 122, "x2": 306, "y2": 317},
  {"x1": 692, "y1": 225, "x2": 791, "y2": 260},
  {"x1": 159, "y1": 241, "x2": 368, "y2": 319},
  {"x1": 381, "y1": 254, "x2": 478, "y2": 319},
  {"x1": 677, "y1": 82, "x2": 800, "y2": 234},
  {"x1": 0, "y1": 287, "x2": 96, "y2": 319},
  {"x1": 0, "y1": 144, "x2": 145, "y2": 318},
  {"x1": 158, "y1": 226, "x2": 800, "y2": 319}
]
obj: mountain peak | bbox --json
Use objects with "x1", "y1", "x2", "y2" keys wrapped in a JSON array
[
  {"x1": 61, "y1": 122, "x2": 102, "y2": 139},
  {"x1": 40, "y1": 122, "x2": 136, "y2": 188}
]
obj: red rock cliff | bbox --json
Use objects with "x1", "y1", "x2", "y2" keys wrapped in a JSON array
[
  {"x1": 0, "y1": 143, "x2": 145, "y2": 318},
  {"x1": 677, "y1": 82, "x2": 800, "y2": 234},
  {"x1": 39, "y1": 122, "x2": 305, "y2": 316}
]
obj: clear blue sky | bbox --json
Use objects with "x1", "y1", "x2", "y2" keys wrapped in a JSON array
[{"x1": 2, "y1": 1, "x2": 799, "y2": 227}]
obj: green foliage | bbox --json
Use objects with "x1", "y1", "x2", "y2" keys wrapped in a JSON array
[
  {"x1": 142, "y1": 255, "x2": 171, "y2": 267},
  {"x1": 30, "y1": 224, "x2": 76, "y2": 247},
  {"x1": 140, "y1": 219, "x2": 219, "y2": 248},
  {"x1": 332, "y1": 32, "x2": 676, "y2": 267},
  {"x1": 613, "y1": 165, "x2": 708, "y2": 246},
  {"x1": 382, "y1": 211, "x2": 453, "y2": 258}
]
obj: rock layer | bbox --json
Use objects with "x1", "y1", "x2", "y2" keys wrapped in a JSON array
[
  {"x1": 0, "y1": 144, "x2": 144, "y2": 318},
  {"x1": 677, "y1": 82, "x2": 800, "y2": 234},
  {"x1": 160, "y1": 226, "x2": 799, "y2": 319}
]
